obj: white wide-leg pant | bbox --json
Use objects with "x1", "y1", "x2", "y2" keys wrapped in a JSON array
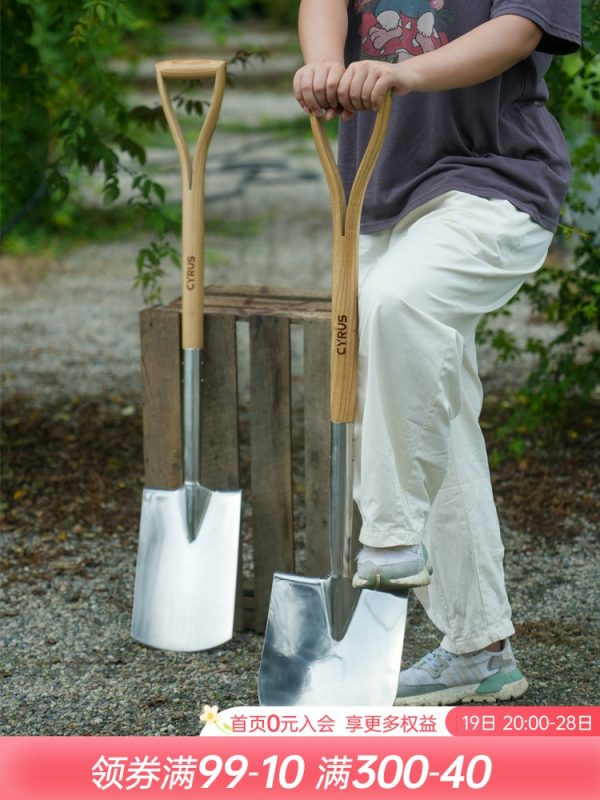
[{"x1": 354, "y1": 191, "x2": 553, "y2": 653}]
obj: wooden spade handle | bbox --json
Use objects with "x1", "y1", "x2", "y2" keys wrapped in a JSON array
[
  {"x1": 310, "y1": 95, "x2": 392, "y2": 423},
  {"x1": 155, "y1": 59, "x2": 227, "y2": 350}
]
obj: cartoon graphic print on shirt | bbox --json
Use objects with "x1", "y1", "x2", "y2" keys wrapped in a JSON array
[{"x1": 355, "y1": 0, "x2": 452, "y2": 61}]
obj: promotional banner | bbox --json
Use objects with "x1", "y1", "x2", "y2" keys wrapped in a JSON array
[{"x1": 1, "y1": 706, "x2": 598, "y2": 799}]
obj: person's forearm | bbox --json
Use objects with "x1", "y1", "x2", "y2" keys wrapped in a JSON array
[
  {"x1": 298, "y1": 0, "x2": 349, "y2": 64},
  {"x1": 402, "y1": 15, "x2": 542, "y2": 93},
  {"x1": 335, "y1": 14, "x2": 543, "y2": 114}
]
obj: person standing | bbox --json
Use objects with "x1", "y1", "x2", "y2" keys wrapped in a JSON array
[{"x1": 293, "y1": 0, "x2": 581, "y2": 705}]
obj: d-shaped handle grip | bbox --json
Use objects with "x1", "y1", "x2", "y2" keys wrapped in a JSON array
[
  {"x1": 155, "y1": 59, "x2": 227, "y2": 350},
  {"x1": 310, "y1": 94, "x2": 392, "y2": 423}
]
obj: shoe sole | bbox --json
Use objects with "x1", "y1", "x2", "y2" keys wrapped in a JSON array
[
  {"x1": 352, "y1": 563, "x2": 432, "y2": 590},
  {"x1": 394, "y1": 676, "x2": 529, "y2": 706}
]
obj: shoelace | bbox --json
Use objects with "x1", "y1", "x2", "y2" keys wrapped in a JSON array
[
  {"x1": 417, "y1": 647, "x2": 457, "y2": 673},
  {"x1": 419, "y1": 645, "x2": 512, "y2": 676}
]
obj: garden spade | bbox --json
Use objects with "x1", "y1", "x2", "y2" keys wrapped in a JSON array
[
  {"x1": 258, "y1": 94, "x2": 408, "y2": 705},
  {"x1": 131, "y1": 60, "x2": 241, "y2": 652}
]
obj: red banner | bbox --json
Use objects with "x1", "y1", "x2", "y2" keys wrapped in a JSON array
[{"x1": 1, "y1": 708, "x2": 598, "y2": 799}]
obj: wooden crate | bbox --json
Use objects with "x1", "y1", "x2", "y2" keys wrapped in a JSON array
[{"x1": 139, "y1": 285, "x2": 334, "y2": 633}]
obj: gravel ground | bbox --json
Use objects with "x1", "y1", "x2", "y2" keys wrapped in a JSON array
[{"x1": 1, "y1": 25, "x2": 599, "y2": 735}]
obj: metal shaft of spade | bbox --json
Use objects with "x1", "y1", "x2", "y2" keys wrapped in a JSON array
[
  {"x1": 328, "y1": 423, "x2": 355, "y2": 639},
  {"x1": 183, "y1": 349, "x2": 210, "y2": 539}
]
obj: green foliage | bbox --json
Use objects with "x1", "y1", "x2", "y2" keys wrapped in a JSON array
[
  {"x1": 162, "y1": 1, "x2": 253, "y2": 34},
  {"x1": 252, "y1": 1, "x2": 298, "y2": 27},
  {"x1": 1, "y1": 0, "x2": 173, "y2": 299},
  {"x1": 480, "y1": 0, "x2": 600, "y2": 444},
  {"x1": 1, "y1": 1, "x2": 270, "y2": 302},
  {"x1": 1, "y1": 2, "x2": 50, "y2": 231},
  {"x1": 164, "y1": 1, "x2": 298, "y2": 28}
]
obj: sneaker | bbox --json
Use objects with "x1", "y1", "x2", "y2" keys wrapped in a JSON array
[
  {"x1": 395, "y1": 640, "x2": 528, "y2": 705},
  {"x1": 352, "y1": 544, "x2": 432, "y2": 590}
]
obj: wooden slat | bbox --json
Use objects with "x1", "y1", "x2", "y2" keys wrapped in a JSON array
[
  {"x1": 169, "y1": 285, "x2": 331, "y2": 321},
  {"x1": 139, "y1": 305, "x2": 182, "y2": 489},
  {"x1": 200, "y1": 315, "x2": 240, "y2": 490},
  {"x1": 249, "y1": 315, "x2": 294, "y2": 633},
  {"x1": 204, "y1": 297, "x2": 329, "y2": 322},
  {"x1": 201, "y1": 314, "x2": 244, "y2": 630},
  {"x1": 242, "y1": 581, "x2": 256, "y2": 632},
  {"x1": 303, "y1": 318, "x2": 332, "y2": 577},
  {"x1": 206, "y1": 285, "x2": 330, "y2": 301}
]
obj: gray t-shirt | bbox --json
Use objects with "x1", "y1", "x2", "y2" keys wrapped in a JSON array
[{"x1": 338, "y1": 1, "x2": 581, "y2": 232}]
